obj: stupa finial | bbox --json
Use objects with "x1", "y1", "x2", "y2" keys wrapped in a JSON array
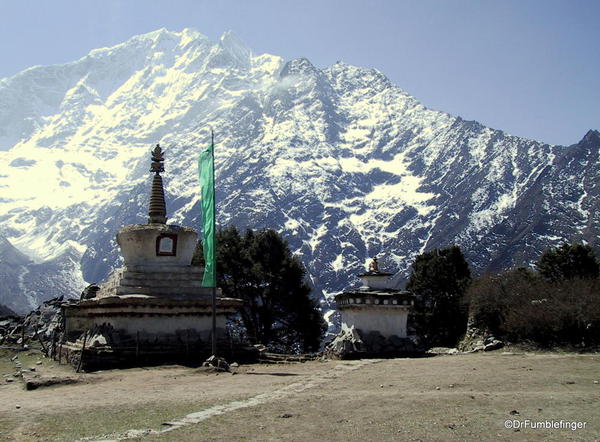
[
  {"x1": 368, "y1": 257, "x2": 379, "y2": 273},
  {"x1": 148, "y1": 144, "x2": 167, "y2": 224},
  {"x1": 150, "y1": 144, "x2": 165, "y2": 174}
]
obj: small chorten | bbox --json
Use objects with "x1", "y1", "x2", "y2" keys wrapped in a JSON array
[{"x1": 328, "y1": 255, "x2": 415, "y2": 358}]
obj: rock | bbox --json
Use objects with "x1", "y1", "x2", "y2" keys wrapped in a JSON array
[
  {"x1": 253, "y1": 344, "x2": 267, "y2": 353},
  {"x1": 388, "y1": 334, "x2": 404, "y2": 347},
  {"x1": 24, "y1": 376, "x2": 79, "y2": 390},
  {"x1": 15, "y1": 405, "x2": 21, "y2": 409},
  {"x1": 484, "y1": 340, "x2": 504, "y2": 351},
  {"x1": 80, "y1": 284, "x2": 100, "y2": 301},
  {"x1": 87, "y1": 334, "x2": 108, "y2": 347},
  {"x1": 5, "y1": 378, "x2": 14, "y2": 383},
  {"x1": 35, "y1": 361, "x2": 42, "y2": 365},
  {"x1": 230, "y1": 362, "x2": 239, "y2": 368},
  {"x1": 278, "y1": 413, "x2": 293, "y2": 418},
  {"x1": 428, "y1": 347, "x2": 458, "y2": 355},
  {"x1": 326, "y1": 326, "x2": 367, "y2": 358},
  {"x1": 364, "y1": 331, "x2": 386, "y2": 352},
  {"x1": 203, "y1": 355, "x2": 230, "y2": 372},
  {"x1": 509, "y1": 410, "x2": 519, "y2": 415}
]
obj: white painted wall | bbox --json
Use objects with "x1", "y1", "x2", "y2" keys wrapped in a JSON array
[
  {"x1": 117, "y1": 224, "x2": 197, "y2": 266},
  {"x1": 341, "y1": 306, "x2": 409, "y2": 338},
  {"x1": 359, "y1": 274, "x2": 392, "y2": 289}
]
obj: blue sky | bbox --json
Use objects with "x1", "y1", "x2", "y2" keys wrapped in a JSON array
[{"x1": 1, "y1": 0, "x2": 598, "y2": 145}]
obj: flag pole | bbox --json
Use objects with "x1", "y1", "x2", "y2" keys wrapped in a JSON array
[{"x1": 210, "y1": 128, "x2": 217, "y2": 357}]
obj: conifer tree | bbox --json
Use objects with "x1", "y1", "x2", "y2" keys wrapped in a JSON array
[
  {"x1": 194, "y1": 226, "x2": 326, "y2": 353},
  {"x1": 535, "y1": 242, "x2": 599, "y2": 282},
  {"x1": 407, "y1": 246, "x2": 471, "y2": 347}
]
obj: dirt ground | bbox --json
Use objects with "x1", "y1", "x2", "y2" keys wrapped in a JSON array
[{"x1": 0, "y1": 349, "x2": 598, "y2": 441}]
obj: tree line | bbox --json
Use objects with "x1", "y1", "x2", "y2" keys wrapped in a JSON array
[{"x1": 409, "y1": 242, "x2": 600, "y2": 349}]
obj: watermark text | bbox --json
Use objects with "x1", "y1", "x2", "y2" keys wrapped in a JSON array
[{"x1": 505, "y1": 419, "x2": 587, "y2": 431}]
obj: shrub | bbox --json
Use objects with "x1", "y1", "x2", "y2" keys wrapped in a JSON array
[{"x1": 468, "y1": 270, "x2": 600, "y2": 347}]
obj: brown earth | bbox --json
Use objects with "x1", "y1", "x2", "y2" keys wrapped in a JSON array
[{"x1": 0, "y1": 349, "x2": 598, "y2": 441}]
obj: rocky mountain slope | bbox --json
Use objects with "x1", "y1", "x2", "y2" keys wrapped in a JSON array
[{"x1": 0, "y1": 28, "x2": 597, "y2": 314}]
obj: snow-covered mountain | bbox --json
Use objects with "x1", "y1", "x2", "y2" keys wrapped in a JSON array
[{"x1": 0, "y1": 28, "x2": 598, "y2": 314}]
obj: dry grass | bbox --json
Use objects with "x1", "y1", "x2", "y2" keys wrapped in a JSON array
[{"x1": 0, "y1": 350, "x2": 598, "y2": 441}]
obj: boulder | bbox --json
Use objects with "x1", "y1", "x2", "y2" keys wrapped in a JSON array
[
  {"x1": 484, "y1": 339, "x2": 504, "y2": 351},
  {"x1": 202, "y1": 355, "x2": 230, "y2": 371},
  {"x1": 80, "y1": 284, "x2": 101, "y2": 301}
]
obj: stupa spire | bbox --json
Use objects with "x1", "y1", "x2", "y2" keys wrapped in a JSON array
[{"x1": 148, "y1": 144, "x2": 167, "y2": 224}]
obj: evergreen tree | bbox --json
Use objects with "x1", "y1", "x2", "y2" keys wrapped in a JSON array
[
  {"x1": 407, "y1": 246, "x2": 471, "y2": 347},
  {"x1": 536, "y1": 242, "x2": 599, "y2": 282},
  {"x1": 194, "y1": 226, "x2": 326, "y2": 353}
]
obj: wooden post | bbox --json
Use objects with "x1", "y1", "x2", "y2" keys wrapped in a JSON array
[
  {"x1": 136, "y1": 331, "x2": 140, "y2": 364},
  {"x1": 21, "y1": 325, "x2": 25, "y2": 349},
  {"x1": 76, "y1": 332, "x2": 88, "y2": 373},
  {"x1": 212, "y1": 286, "x2": 217, "y2": 356},
  {"x1": 186, "y1": 329, "x2": 190, "y2": 361},
  {"x1": 51, "y1": 331, "x2": 57, "y2": 360},
  {"x1": 35, "y1": 326, "x2": 48, "y2": 356}
]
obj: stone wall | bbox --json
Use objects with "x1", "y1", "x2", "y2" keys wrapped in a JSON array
[{"x1": 326, "y1": 326, "x2": 417, "y2": 359}]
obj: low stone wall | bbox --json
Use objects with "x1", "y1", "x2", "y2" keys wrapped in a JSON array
[
  {"x1": 0, "y1": 297, "x2": 71, "y2": 348},
  {"x1": 326, "y1": 326, "x2": 417, "y2": 359},
  {"x1": 56, "y1": 323, "x2": 259, "y2": 371},
  {"x1": 458, "y1": 323, "x2": 505, "y2": 352}
]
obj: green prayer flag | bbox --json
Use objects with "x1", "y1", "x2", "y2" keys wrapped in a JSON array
[{"x1": 198, "y1": 137, "x2": 216, "y2": 287}]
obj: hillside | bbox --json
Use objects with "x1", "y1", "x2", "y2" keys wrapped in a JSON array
[{"x1": 0, "y1": 28, "x2": 598, "y2": 313}]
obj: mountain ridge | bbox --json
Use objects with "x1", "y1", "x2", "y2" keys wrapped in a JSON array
[{"x1": 0, "y1": 28, "x2": 597, "y2": 314}]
